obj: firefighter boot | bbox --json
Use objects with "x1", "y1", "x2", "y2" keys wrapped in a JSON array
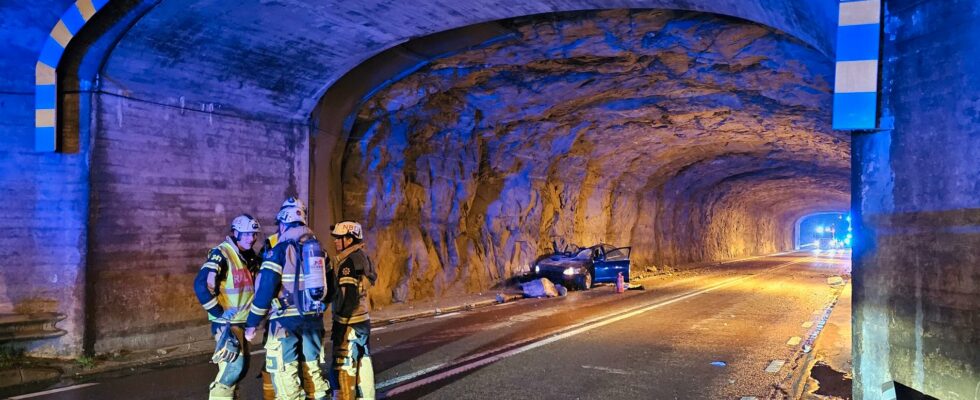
[
  {"x1": 208, "y1": 381, "x2": 236, "y2": 400},
  {"x1": 303, "y1": 360, "x2": 331, "y2": 400},
  {"x1": 355, "y1": 356, "x2": 375, "y2": 400}
]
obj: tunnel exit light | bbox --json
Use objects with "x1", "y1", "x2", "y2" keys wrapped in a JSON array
[
  {"x1": 833, "y1": 0, "x2": 882, "y2": 130},
  {"x1": 816, "y1": 226, "x2": 826, "y2": 234}
]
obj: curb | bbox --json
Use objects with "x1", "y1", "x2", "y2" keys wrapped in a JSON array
[
  {"x1": 374, "y1": 293, "x2": 523, "y2": 326},
  {"x1": 787, "y1": 279, "x2": 850, "y2": 400}
]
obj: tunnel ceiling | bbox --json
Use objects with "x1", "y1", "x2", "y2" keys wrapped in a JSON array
[
  {"x1": 91, "y1": 0, "x2": 836, "y2": 120},
  {"x1": 346, "y1": 9, "x2": 849, "y2": 213},
  {"x1": 336, "y1": 10, "x2": 849, "y2": 301}
]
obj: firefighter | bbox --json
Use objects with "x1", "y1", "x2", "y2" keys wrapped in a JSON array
[
  {"x1": 257, "y1": 204, "x2": 317, "y2": 400},
  {"x1": 193, "y1": 214, "x2": 262, "y2": 400},
  {"x1": 329, "y1": 221, "x2": 377, "y2": 400},
  {"x1": 245, "y1": 197, "x2": 332, "y2": 400}
]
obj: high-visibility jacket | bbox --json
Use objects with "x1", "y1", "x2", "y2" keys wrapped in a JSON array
[{"x1": 193, "y1": 237, "x2": 257, "y2": 323}]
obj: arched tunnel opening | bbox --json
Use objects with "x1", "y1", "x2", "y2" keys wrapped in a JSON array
[
  {"x1": 3, "y1": 1, "x2": 979, "y2": 399},
  {"x1": 795, "y1": 211, "x2": 851, "y2": 250},
  {"x1": 312, "y1": 9, "x2": 849, "y2": 306}
]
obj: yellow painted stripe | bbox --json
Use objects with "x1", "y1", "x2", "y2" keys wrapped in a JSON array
[
  {"x1": 76, "y1": 0, "x2": 97, "y2": 20},
  {"x1": 35, "y1": 62, "x2": 56, "y2": 85},
  {"x1": 50, "y1": 21, "x2": 74, "y2": 48},
  {"x1": 35, "y1": 109, "x2": 55, "y2": 128}
]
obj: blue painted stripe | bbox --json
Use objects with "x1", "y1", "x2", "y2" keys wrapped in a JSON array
[
  {"x1": 836, "y1": 24, "x2": 880, "y2": 61},
  {"x1": 833, "y1": 92, "x2": 878, "y2": 130},
  {"x1": 61, "y1": 4, "x2": 87, "y2": 34},
  {"x1": 92, "y1": 0, "x2": 110, "y2": 10},
  {"x1": 35, "y1": 85, "x2": 57, "y2": 109},
  {"x1": 38, "y1": 38, "x2": 65, "y2": 68},
  {"x1": 839, "y1": 0, "x2": 865, "y2": 3},
  {"x1": 35, "y1": 127, "x2": 57, "y2": 152}
]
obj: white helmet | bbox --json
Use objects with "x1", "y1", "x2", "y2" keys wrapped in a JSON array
[
  {"x1": 276, "y1": 197, "x2": 307, "y2": 225},
  {"x1": 231, "y1": 214, "x2": 261, "y2": 233},
  {"x1": 330, "y1": 221, "x2": 363, "y2": 240}
]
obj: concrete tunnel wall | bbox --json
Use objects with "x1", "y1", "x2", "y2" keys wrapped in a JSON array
[
  {"x1": 853, "y1": 0, "x2": 980, "y2": 398},
  {"x1": 0, "y1": 1, "x2": 844, "y2": 357}
]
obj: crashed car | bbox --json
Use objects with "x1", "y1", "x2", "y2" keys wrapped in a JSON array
[{"x1": 531, "y1": 243, "x2": 631, "y2": 290}]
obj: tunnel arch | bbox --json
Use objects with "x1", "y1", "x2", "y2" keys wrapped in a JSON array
[
  {"x1": 22, "y1": 0, "x2": 842, "y2": 355},
  {"x1": 312, "y1": 9, "x2": 850, "y2": 303},
  {"x1": 793, "y1": 210, "x2": 849, "y2": 249}
]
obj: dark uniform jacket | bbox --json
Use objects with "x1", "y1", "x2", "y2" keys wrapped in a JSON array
[{"x1": 332, "y1": 244, "x2": 376, "y2": 325}]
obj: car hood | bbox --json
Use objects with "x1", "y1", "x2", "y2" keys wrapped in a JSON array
[{"x1": 537, "y1": 257, "x2": 587, "y2": 269}]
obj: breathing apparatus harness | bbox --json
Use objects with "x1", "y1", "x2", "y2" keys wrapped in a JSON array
[{"x1": 273, "y1": 232, "x2": 328, "y2": 316}]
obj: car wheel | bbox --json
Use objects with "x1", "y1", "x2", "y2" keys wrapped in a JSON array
[{"x1": 577, "y1": 271, "x2": 592, "y2": 290}]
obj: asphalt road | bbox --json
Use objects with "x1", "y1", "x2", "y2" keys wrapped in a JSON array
[{"x1": 11, "y1": 250, "x2": 850, "y2": 400}]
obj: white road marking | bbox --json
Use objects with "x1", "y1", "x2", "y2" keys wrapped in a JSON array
[
  {"x1": 373, "y1": 326, "x2": 387, "y2": 331},
  {"x1": 385, "y1": 258, "x2": 810, "y2": 396},
  {"x1": 719, "y1": 250, "x2": 795, "y2": 264},
  {"x1": 376, "y1": 363, "x2": 446, "y2": 389},
  {"x1": 434, "y1": 312, "x2": 460, "y2": 319},
  {"x1": 581, "y1": 365, "x2": 633, "y2": 375},
  {"x1": 787, "y1": 336, "x2": 802, "y2": 346},
  {"x1": 765, "y1": 360, "x2": 786, "y2": 373},
  {"x1": 8, "y1": 383, "x2": 100, "y2": 399}
]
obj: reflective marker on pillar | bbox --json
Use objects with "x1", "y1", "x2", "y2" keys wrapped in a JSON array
[
  {"x1": 34, "y1": 0, "x2": 110, "y2": 152},
  {"x1": 833, "y1": 0, "x2": 882, "y2": 130}
]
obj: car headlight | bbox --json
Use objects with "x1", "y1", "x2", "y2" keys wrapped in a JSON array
[
  {"x1": 534, "y1": 265, "x2": 540, "y2": 274},
  {"x1": 563, "y1": 267, "x2": 575, "y2": 276}
]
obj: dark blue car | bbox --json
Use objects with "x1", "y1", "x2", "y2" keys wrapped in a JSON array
[{"x1": 532, "y1": 243, "x2": 631, "y2": 290}]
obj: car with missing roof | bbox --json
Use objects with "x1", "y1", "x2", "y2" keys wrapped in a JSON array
[{"x1": 530, "y1": 243, "x2": 631, "y2": 290}]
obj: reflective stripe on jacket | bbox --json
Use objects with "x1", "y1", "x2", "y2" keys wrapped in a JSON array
[{"x1": 195, "y1": 237, "x2": 256, "y2": 324}]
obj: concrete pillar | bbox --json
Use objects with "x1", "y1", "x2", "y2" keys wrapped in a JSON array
[{"x1": 852, "y1": 0, "x2": 980, "y2": 398}]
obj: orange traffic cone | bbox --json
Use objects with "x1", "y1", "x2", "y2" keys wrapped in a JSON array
[{"x1": 616, "y1": 272, "x2": 625, "y2": 293}]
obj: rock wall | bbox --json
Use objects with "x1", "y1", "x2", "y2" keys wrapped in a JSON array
[{"x1": 338, "y1": 10, "x2": 849, "y2": 305}]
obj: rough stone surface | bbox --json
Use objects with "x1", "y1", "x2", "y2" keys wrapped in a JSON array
[
  {"x1": 853, "y1": 1, "x2": 980, "y2": 398},
  {"x1": 340, "y1": 11, "x2": 849, "y2": 305}
]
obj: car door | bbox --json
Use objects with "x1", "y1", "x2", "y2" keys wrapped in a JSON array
[
  {"x1": 597, "y1": 246, "x2": 631, "y2": 282},
  {"x1": 591, "y1": 246, "x2": 613, "y2": 283}
]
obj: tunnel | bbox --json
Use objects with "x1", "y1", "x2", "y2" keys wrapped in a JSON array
[{"x1": 1, "y1": 1, "x2": 978, "y2": 399}]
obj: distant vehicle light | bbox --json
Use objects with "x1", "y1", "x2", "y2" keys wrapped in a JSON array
[
  {"x1": 535, "y1": 265, "x2": 540, "y2": 274},
  {"x1": 816, "y1": 226, "x2": 825, "y2": 234},
  {"x1": 563, "y1": 267, "x2": 575, "y2": 276}
]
